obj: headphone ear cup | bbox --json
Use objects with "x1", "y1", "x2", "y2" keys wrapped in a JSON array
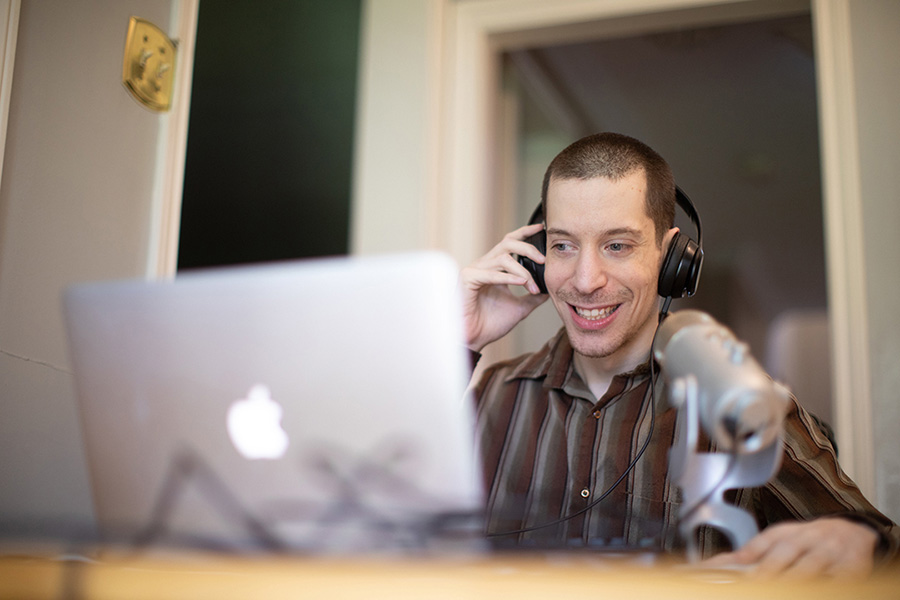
[
  {"x1": 516, "y1": 203, "x2": 548, "y2": 294},
  {"x1": 658, "y1": 233, "x2": 702, "y2": 299},
  {"x1": 518, "y1": 229, "x2": 547, "y2": 294}
]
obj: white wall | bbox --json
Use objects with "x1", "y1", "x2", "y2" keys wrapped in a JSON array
[
  {"x1": 848, "y1": 0, "x2": 900, "y2": 522},
  {"x1": 350, "y1": 0, "x2": 443, "y2": 256},
  {"x1": 0, "y1": 0, "x2": 185, "y2": 532}
]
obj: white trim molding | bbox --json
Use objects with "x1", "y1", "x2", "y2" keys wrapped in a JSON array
[
  {"x1": 0, "y1": 0, "x2": 20, "y2": 192},
  {"x1": 811, "y1": 0, "x2": 874, "y2": 497},
  {"x1": 147, "y1": 0, "x2": 200, "y2": 279}
]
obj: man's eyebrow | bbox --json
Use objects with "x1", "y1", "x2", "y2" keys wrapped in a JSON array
[{"x1": 546, "y1": 226, "x2": 647, "y2": 240}]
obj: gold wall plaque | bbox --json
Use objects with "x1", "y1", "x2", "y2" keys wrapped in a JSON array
[{"x1": 122, "y1": 17, "x2": 176, "y2": 112}]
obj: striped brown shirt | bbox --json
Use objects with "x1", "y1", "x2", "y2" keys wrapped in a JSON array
[{"x1": 472, "y1": 328, "x2": 899, "y2": 560}]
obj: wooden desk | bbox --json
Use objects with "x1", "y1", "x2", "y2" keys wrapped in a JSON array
[{"x1": 2, "y1": 549, "x2": 898, "y2": 599}]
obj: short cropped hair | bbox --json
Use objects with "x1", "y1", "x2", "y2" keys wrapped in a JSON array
[{"x1": 540, "y1": 132, "x2": 676, "y2": 245}]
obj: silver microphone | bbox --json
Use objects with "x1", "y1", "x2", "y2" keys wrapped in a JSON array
[{"x1": 653, "y1": 310, "x2": 790, "y2": 453}]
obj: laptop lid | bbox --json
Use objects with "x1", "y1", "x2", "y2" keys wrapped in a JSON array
[{"x1": 63, "y1": 251, "x2": 482, "y2": 553}]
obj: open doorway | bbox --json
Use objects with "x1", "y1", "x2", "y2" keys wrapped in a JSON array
[
  {"x1": 177, "y1": 1, "x2": 361, "y2": 271},
  {"x1": 499, "y1": 13, "x2": 831, "y2": 424}
]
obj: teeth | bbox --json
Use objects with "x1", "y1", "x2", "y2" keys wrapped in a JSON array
[{"x1": 575, "y1": 306, "x2": 616, "y2": 320}]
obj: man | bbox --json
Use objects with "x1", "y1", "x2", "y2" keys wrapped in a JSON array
[{"x1": 460, "y1": 132, "x2": 898, "y2": 578}]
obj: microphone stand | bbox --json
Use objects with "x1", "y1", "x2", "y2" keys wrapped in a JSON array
[{"x1": 668, "y1": 373, "x2": 785, "y2": 562}]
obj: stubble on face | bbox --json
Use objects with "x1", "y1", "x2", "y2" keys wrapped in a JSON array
[
  {"x1": 553, "y1": 289, "x2": 632, "y2": 358},
  {"x1": 544, "y1": 173, "x2": 667, "y2": 370}
]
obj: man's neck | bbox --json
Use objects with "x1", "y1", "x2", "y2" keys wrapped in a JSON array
[{"x1": 571, "y1": 326, "x2": 656, "y2": 401}]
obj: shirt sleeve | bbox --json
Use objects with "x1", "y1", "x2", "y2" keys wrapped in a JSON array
[{"x1": 738, "y1": 397, "x2": 900, "y2": 565}]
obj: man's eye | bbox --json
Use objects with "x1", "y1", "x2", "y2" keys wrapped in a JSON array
[
  {"x1": 551, "y1": 242, "x2": 573, "y2": 252},
  {"x1": 608, "y1": 243, "x2": 630, "y2": 253}
]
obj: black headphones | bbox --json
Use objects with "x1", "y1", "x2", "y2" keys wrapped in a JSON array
[{"x1": 517, "y1": 185, "x2": 703, "y2": 300}]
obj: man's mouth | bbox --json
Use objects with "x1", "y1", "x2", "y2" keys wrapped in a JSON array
[{"x1": 573, "y1": 305, "x2": 619, "y2": 321}]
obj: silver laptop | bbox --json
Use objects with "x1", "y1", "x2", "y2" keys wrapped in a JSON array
[{"x1": 63, "y1": 252, "x2": 483, "y2": 553}]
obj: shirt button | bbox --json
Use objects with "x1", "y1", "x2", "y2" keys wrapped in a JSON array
[
  {"x1": 580, "y1": 488, "x2": 590, "y2": 498},
  {"x1": 592, "y1": 410, "x2": 602, "y2": 419}
]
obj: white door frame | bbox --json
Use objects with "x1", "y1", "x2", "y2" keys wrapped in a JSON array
[
  {"x1": 437, "y1": 0, "x2": 874, "y2": 496},
  {"x1": 0, "y1": 0, "x2": 20, "y2": 191},
  {"x1": 0, "y1": 0, "x2": 198, "y2": 280},
  {"x1": 148, "y1": 0, "x2": 200, "y2": 278}
]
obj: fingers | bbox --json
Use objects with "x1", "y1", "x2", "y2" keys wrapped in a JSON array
[
  {"x1": 699, "y1": 519, "x2": 877, "y2": 581},
  {"x1": 741, "y1": 531, "x2": 808, "y2": 579},
  {"x1": 504, "y1": 222, "x2": 547, "y2": 266},
  {"x1": 464, "y1": 223, "x2": 547, "y2": 295},
  {"x1": 459, "y1": 264, "x2": 531, "y2": 293},
  {"x1": 477, "y1": 223, "x2": 544, "y2": 262},
  {"x1": 458, "y1": 224, "x2": 550, "y2": 351}
]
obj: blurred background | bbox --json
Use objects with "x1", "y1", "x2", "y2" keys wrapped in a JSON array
[{"x1": 1, "y1": 0, "x2": 897, "y2": 540}]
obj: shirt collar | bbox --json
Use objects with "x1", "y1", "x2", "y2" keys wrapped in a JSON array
[{"x1": 503, "y1": 328, "x2": 654, "y2": 401}]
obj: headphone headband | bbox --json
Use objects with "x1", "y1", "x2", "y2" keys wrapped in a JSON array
[{"x1": 675, "y1": 186, "x2": 702, "y2": 249}]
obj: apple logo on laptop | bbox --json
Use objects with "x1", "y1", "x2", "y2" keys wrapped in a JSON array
[{"x1": 227, "y1": 384, "x2": 289, "y2": 460}]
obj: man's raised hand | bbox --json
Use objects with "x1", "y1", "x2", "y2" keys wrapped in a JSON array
[{"x1": 459, "y1": 223, "x2": 549, "y2": 352}]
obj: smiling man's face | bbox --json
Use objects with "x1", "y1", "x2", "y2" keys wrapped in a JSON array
[{"x1": 544, "y1": 170, "x2": 676, "y2": 368}]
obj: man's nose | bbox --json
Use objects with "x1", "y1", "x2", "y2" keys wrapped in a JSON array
[{"x1": 572, "y1": 251, "x2": 608, "y2": 294}]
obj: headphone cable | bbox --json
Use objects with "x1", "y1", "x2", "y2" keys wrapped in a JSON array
[{"x1": 487, "y1": 307, "x2": 670, "y2": 539}]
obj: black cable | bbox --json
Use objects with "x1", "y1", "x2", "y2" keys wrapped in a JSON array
[
  {"x1": 487, "y1": 305, "x2": 671, "y2": 539},
  {"x1": 134, "y1": 447, "x2": 289, "y2": 552},
  {"x1": 129, "y1": 443, "x2": 487, "y2": 555},
  {"x1": 660, "y1": 296, "x2": 673, "y2": 317}
]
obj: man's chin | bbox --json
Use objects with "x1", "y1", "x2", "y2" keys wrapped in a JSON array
[
  {"x1": 565, "y1": 327, "x2": 619, "y2": 359},
  {"x1": 572, "y1": 346, "x2": 617, "y2": 360}
]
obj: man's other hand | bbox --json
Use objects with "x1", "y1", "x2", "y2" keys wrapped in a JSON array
[{"x1": 701, "y1": 517, "x2": 879, "y2": 580}]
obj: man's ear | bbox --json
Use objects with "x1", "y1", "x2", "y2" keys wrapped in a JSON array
[
  {"x1": 661, "y1": 227, "x2": 680, "y2": 256},
  {"x1": 657, "y1": 225, "x2": 704, "y2": 299},
  {"x1": 657, "y1": 226, "x2": 680, "y2": 272}
]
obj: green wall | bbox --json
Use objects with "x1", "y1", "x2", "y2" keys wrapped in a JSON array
[{"x1": 178, "y1": 1, "x2": 361, "y2": 270}]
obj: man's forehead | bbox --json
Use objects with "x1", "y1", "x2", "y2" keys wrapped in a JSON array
[{"x1": 546, "y1": 173, "x2": 651, "y2": 216}]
